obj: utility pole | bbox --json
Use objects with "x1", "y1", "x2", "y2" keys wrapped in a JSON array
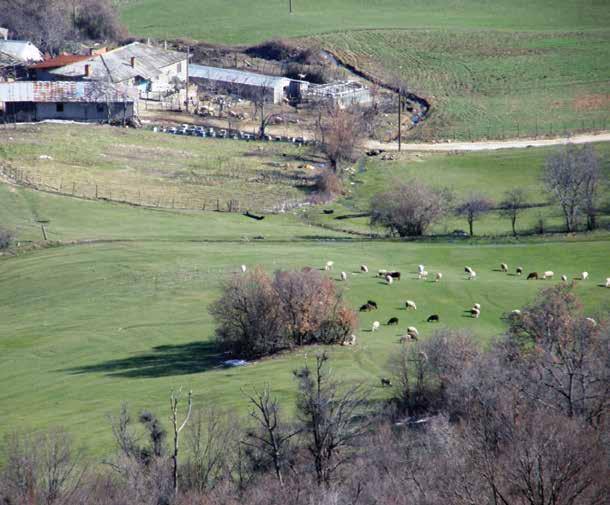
[
  {"x1": 185, "y1": 46, "x2": 190, "y2": 114},
  {"x1": 397, "y1": 86, "x2": 401, "y2": 152}
]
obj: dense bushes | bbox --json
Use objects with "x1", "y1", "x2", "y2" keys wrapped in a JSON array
[{"x1": 209, "y1": 267, "x2": 356, "y2": 358}]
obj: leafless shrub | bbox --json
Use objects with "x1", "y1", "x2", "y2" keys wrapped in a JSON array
[
  {"x1": 499, "y1": 188, "x2": 528, "y2": 236},
  {"x1": 370, "y1": 180, "x2": 449, "y2": 237},
  {"x1": 316, "y1": 105, "x2": 366, "y2": 172},
  {"x1": 454, "y1": 193, "x2": 494, "y2": 236}
]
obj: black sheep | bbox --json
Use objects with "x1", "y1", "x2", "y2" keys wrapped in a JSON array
[
  {"x1": 427, "y1": 314, "x2": 440, "y2": 322},
  {"x1": 366, "y1": 300, "x2": 378, "y2": 309},
  {"x1": 387, "y1": 317, "x2": 399, "y2": 325}
]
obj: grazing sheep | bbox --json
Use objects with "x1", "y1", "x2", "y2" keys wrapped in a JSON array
[
  {"x1": 418, "y1": 270, "x2": 429, "y2": 280},
  {"x1": 340, "y1": 271, "x2": 347, "y2": 281},
  {"x1": 543, "y1": 271, "x2": 554, "y2": 280},
  {"x1": 435, "y1": 272, "x2": 443, "y2": 282},
  {"x1": 325, "y1": 261, "x2": 334, "y2": 271},
  {"x1": 527, "y1": 272, "x2": 539, "y2": 280},
  {"x1": 511, "y1": 309, "x2": 521, "y2": 316},
  {"x1": 367, "y1": 300, "x2": 378, "y2": 310},
  {"x1": 465, "y1": 266, "x2": 474, "y2": 275},
  {"x1": 389, "y1": 271, "x2": 401, "y2": 280},
  {"x1": 360, "y1": 264, "x2": 369, "y2": 273},
  {"x1": 387, "y1": 317, "x2": 399, "y2": 326},
  {"x1": 500, "y1": 263, "x2": 508, "y2": 272},
  {"x1": 516, "y1": 267, "x2": 523, "y2": 276},
  {"x1": 381, "y1": 377, "x2": 392, "y2": 387},
  {"x1": 372, "y1": 321, "x2": 380, "y2": 332},
  {"x1": 605, "y1": 277, "x2": 610, "y2": 288},
  {"x1": 386, "y1": 274, "x2": 394, "y2": 285},
  {"x1": 581, "y1": 272, "x2": 589, "y2": 280},
  {"x1": 473, "y1": 303, "x2": 481, "y2": 310},
  {"x1": 467, "y1": 270, "x2": 477, "y2": 280},
  {"x1": 240, "y1": 264, "x2": 247, "y2": 273},
  {"x1": 561, "y1": 274, "x2": 568, "y2": 282},
  {"x1": 378, "y1": 269, "x2": 388, "y2": 277},
  {"x1": 418, "y1": 264, "x2": 425, "y2": 274},
  {"x1": 359, "y1": 304, "x2": 373, "y2": 312},
  {"x1": 407, "y1": 326, "x2": 419, "y2": 338},
  {"x1": 427, "y1": 314, "x2": 440, "y2": 323},
  {"x1": 405, "y1": 300, "x2": 417, "y2": 310},
  {"x1": 342, "y1": 334, "x2": 357, "y2": 346},
  {"x1": 585, "y1": 317, "x2": 597, "y2": 326},
  {"x1": 470, "y1": 307, "x2": 481, "y2": 318}
]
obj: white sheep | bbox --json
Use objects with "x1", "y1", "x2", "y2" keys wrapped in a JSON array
[
  {"x1": 465, "y1": 266, "x2": 474, "y2": 275},
  {"x1": 340, "y1": 271, "x2": 347, "y2": 281},
  {"x1": 418, "y1": 270, "x2": 429, "y2": 280},
  {"x1": 418, "y1": 264, "x2": 425, "y2": 274},
  {"x1": 561, "y1": 274, "x2": 568, "y2": 282},
  {"x1": 240, "y1": 264, "x2": 247, "y2": 273},
  {"x1": 473, "y1": 303, "x2": 481, "y2": 310},
  {"x1": 325, "y1": 261, "x2": 334, "y2": 271},
  {"x1": 386, "y1": 274, "x2": 393, "y2": 285},
  {"x1": 471, "y1": 307, "x2": 481, "y2": 318},
  {"x1": 585, "y1": 317, "x2": 597, "y2": 326},
  {"x1": 407, "y1": 326, "x2": 419, "y2": 338},
  {"x1": 605, "y1": 278, "x2": 610, "y2": 288},
  {"x1": 360, "y1": 264, "x2": 369, "y2": 273},
  {"x1": 581, "y1": 272, "x2": 589, "y2": 280},
  {"x1": 511, "y1": 309, "x2": 521, "y2": 316},
  {"x1": 543, "y1": 271, "x2": 554, "y2": 280},
  {"x1": 405, "y1": 300, "x2": 417, "y2": 310},
  {"x1": 467, "y1": 270, "x2": 477, "y2": 280},
  {"x1": 372, "y1": 321, "x2": 380, "y2": 332},
  {"x1": 500, "y1": 263, "x2": 508, "y2": 272},
  {"x1": 435, "y1": 272, "x2": 443, "y2": 282}
]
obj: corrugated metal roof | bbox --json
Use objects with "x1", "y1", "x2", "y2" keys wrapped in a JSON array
[
  {"x1": 0, "y1": 81, "x2": 136, "y2": 103},
  {"x1": 29, "y1": 54, "x2": 91, "y2": 70},
  {"x1": 189, "y1": 64, "x2": 290, "y2": 88},
  {"x1": 0, "y1": 50, "x2": 20, "y2": 68},
  {"x1": 0, "y1": 40, "x2": 43, "y2": 62},
  {"x1": 49, "y1": 42, "x2": 186, "y2": 83}
]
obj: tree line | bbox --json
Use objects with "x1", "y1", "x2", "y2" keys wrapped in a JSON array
[
  {"x1": 1, "y1": 285, "x2": 608, "y2": 505},
  {"x1": 370, "y1": 144, "x2": 607, "y2": 237},
  {"x1": 0, "y1": 0, "x2": 126, "y2": 55}
]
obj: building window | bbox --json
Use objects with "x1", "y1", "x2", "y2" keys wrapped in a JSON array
[
  {"x1": 177, "y1": 62, "x2": 182, "y2": 73},
  {"x1": 56, "y1": 103, "x2": 64, "y2": 112}
]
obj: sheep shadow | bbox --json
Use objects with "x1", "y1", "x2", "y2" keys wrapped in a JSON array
[{"x1": 63, "y1": 341, "x2": 223, "y2": 378}]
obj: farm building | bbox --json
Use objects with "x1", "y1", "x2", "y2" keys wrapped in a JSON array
[
  {"x1": 45, "y1": 42, "x2": 187, "y2": 96},
  {"x1": 0, "y1": 40, "x2": 43, "y2": 63},
  {"x1": 0, "y1": 51, "x2": 21, "y2": 82},
  {"x1": 189, "y1": 64, "x2": 306, "y2": 104},
  {"x1": 0, "y1": 81, "x2": 136, "y2": 123},
  {"x1": 305, "y1": 81, "x2": 372, "y2": 108},
  {"x1": 28, "y1": 54, "x2": 93, "y2": 81}
]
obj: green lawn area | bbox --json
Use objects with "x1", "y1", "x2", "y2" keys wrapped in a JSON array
[
  {"x1": 120, "y1": 0, "x2": 610, "y2": 45},
  {"x1": 306, "y1": 143, "x2": 610, "y2": 236},
  {"x1": 1, "y1": 238, "x2": 609, "y2": 458}
]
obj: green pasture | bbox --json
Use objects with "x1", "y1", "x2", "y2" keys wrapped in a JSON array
[{"x1": 120, "y1": 0, "x2": 610, "y2": 44}]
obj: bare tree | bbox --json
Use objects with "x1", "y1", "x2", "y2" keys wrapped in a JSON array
[
  {"x1": 455, "y1": 194, "x2": 493, "y2": 237},
  {"x1": 170, "y1": 389, "x2": 192, "y2": 497},
  {"x1": 293, "y1": 352, "x2": 370, "y2": 486},
  {"x1": 317, "y1": 105, "x2": 366, "y2": 172},
  {"x1": 242, "y1": 385, "x2": 300, "y2": 485},
  {"x1": 370, "y1": 180, "x2": 449, "y2": 237},
  {"x1": 499, "y1": 188, "x2": 527, "y2": 236},
  {"x1": 543, "y1": 145, "x2": 603, "y2": 232}
]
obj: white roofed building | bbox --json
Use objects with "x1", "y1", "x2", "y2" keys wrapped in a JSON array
[{"x1": 0, "y1": 40, "x2": 43, "y2": 63}]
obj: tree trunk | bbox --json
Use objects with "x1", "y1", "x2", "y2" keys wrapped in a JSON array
[
  {"x1": 511, "y1": 215, "x2": 517, "y2": 237},
  {"x1": 468, "y1": 218, "x2": 474, "y2": 237}
]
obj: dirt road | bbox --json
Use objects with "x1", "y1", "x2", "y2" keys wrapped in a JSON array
[{"x1": 367, "y1": 132, "x2": 610, "y2": 152}]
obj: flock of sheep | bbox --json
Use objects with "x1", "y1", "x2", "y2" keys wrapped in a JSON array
[
  {"x1": 322, "y1": 260, "x2": 609, "y2": 347},
  {"x1": 238, "y1": 261, "x2": 608, "y2": 348}
]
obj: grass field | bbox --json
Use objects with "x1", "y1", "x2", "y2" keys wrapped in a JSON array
[
  {"x1": 307, "y1": 143, "x2": 610, "y2": 236},
  {"x1": 120, "y1": 0, "x2": 610, "y2": 45},
  {"x1": 1, "y1": 125, "x2": 609, "y2": 459},
  {"x1": 315, "y1": 29, "x2": 610, "y2": 140},
  {"x1": 0, "y1": 124, "x2": 322, "y2": 212}
]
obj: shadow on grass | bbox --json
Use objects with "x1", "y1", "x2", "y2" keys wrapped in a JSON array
[{"x1": 64, "y1": 341, "x2": 223, "y2": 378}]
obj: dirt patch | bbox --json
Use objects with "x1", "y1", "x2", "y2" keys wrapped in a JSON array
[{"x1": 573, "y1": 94, "x2": 610, "y2": 112}]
